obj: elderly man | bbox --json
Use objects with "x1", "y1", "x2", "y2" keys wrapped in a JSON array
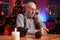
[{"x1": 16, "y1": 2, "x2": 49, "y2": 36}]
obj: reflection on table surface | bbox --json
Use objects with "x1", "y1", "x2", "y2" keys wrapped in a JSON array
[{"x1": 0, "y1": 34, "x2": 60, "y2": 40}]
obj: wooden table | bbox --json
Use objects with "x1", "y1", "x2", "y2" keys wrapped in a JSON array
[{"x1": 0, "y1": 34, "x2": 60, "y2": 40}]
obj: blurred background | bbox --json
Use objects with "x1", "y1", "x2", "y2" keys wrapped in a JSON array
[{"x1": 0, "y1": 0, "x2": 60, "y2": 35}]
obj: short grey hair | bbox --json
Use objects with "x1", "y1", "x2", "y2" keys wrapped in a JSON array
[{"x1": 25, "y1": 2, "x2": 36, "y2": 10}]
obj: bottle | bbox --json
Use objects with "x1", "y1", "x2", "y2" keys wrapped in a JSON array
[{"x1": 35, "y1": 31, "x2": 42, "y2": 39}]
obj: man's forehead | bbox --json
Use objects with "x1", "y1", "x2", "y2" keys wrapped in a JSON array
[
  {"x1": 26, "y1": 2, "x2": 36, "y2": 9},
  {"x1": 30, "y1": 4, "x2": 36, "y2": 9}
]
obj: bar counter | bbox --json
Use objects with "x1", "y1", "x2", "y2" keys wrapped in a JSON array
[{"x1": 0, "y1": 34, "x2": 60, "y2": 40}]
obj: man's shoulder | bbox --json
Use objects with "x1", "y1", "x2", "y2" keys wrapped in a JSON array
[
  {"x1": 18, "y1": 14, "x2": 23, "y2": 16},
  {"x1": 17, "y1": 14, "x2": 24, "y2": 17}
]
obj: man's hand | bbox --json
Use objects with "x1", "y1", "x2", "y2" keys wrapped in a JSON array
[
  {"x1": 38, "y1": 27, "x2": 49, "y2": 36},
  {"x1": 41, "y1": 28, "x2": 49, "y2": 36},
  {"x1": 44, "y1": 27, "x2": 49, "y2": 32}
]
